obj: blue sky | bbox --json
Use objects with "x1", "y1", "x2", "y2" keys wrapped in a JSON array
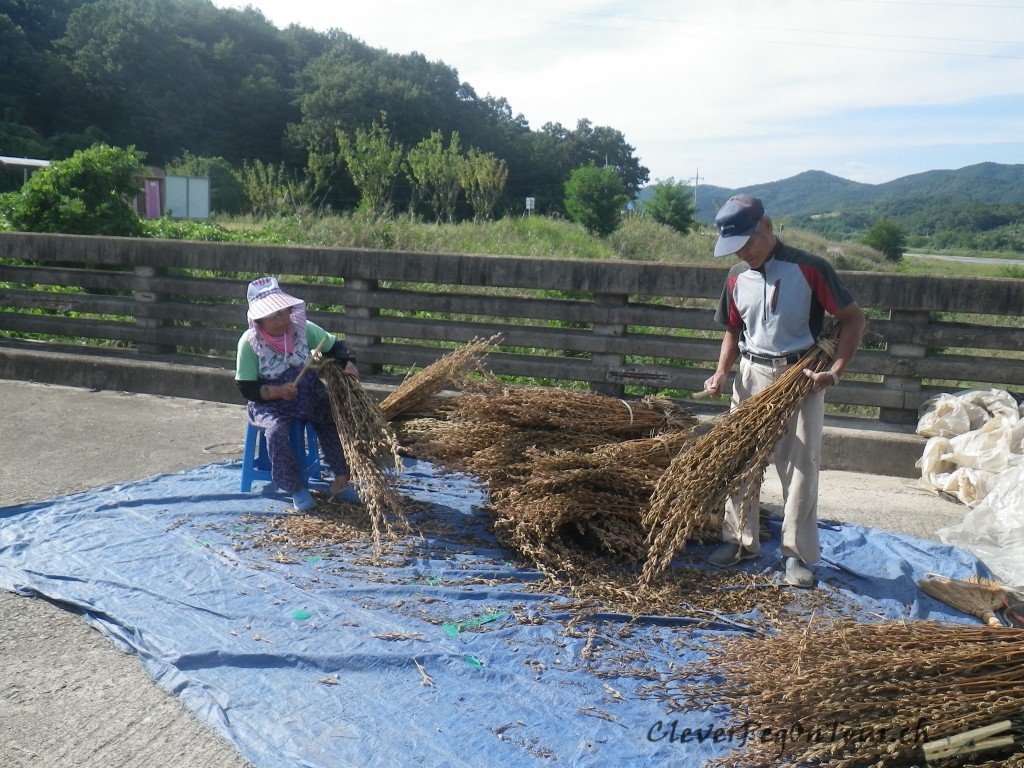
[{"x1": 213, "y1": 0, "x2": 1024, "y2": 189}]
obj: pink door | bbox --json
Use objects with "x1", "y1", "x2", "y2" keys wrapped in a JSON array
[{"x1": 145, "y1": 179, "x2": 162, "y2": 219}]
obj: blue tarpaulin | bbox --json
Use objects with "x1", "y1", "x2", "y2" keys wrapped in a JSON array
[{"x1": 0, "y1": 459, "x2": 988, "y2": 767}]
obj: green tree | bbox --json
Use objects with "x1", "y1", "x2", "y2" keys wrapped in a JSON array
[
  {"x1": 337, "y1": 116, "x2": 406, "y2": 218},
  {"x1": 643, "y1": 178, "x2": 696, "y2": 234},
  {"x1": 568, "y1": 119, "x2": 649, "y2": 198},
  {"x1": 55, "y1": 0, "x2": 303, "y2": 165},
  {"x1": 862, "y1": 218, "x2": 907, "y2": 262},
  {"x1": 6, "y1": 143, "x2": 145, "y2": 235},
  {"x1": 564, "y1": 164, "x2": 628, "y2": 237},
  {"x1": 57, "y1": 0, "x2": 218, "y2": 160},
  {"x1": 240, "y1": 158, "x2": 308, "y2": 218},
  {"x1": 460, "y1": 148, "x2": 508, "y2": 222},
  {"x1": 525, "y1": 119, "x2": 649, "y2": 215},
  {"x1": 406, "y1": 130, "x2": 464, "y2": 223}
]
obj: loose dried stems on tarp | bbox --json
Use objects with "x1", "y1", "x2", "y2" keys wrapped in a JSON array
[
  {"x1": 320, "y1": 359, "x2": 406, "y2": 552},
  {"x1": 531, "y1": 562, "x2": 840, "y2": 628},
  {"x1": 650, "y1": 617, "x2": 1024, "y2": 768},
  {"x1": 245, "y1": 500, "x2": 376, "y2": 554},
  {"x1": 638, "y1": 325, "x2": 841, "y2": 591}
]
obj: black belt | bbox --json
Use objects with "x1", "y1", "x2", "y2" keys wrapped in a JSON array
[{"x1": 741, "y1": 349, "x2": 805, "y2": 366}]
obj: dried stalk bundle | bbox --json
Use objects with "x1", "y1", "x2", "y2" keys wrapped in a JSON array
[
  {"x1": 587, "y1": 427, "x2": 714, "y2": 470},
  {"x1": 655, "y1": 618, "x2": 1024, "y2": 768},
  {"x1": 392, "y1": 418, "x2": 517, "y2": 467},
  {"x1": 448, "y1": 384, "x2": 696, "y2": 438},
  {"x1": 491, "y1": 487, "x2": 651, "y2": 571},
  {"x1": 394, "y1": 418, "x2": 614, "y2": 490},
  {"x1": 378, "y1": 334, "x2": 501, "y2": 422},
  {"x1": 488, "y1": 454, "x2": 671, "y2": 583},
  {"x1": 639, "y1": 332, "x2": 839, "y2": 590},
  {"x1": 320, "y1": 359, "x2": 406, "y2": 550},
  {"x1": 460, "y1": 431, "x2": 617, "y2": 491},
  {"x1": 919, "y1": 574, "x2": 1006, "y2": 627}
]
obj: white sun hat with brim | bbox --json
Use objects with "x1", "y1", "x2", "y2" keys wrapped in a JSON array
[{"x1": 246, "y1": 276, "x2": 304, "y2": 321}]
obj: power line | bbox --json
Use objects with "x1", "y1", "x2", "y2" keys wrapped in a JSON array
[{"x1": 440, "y1": 2, "x2": 1024, "y2": 60}]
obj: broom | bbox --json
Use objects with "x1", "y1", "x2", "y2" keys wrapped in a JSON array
[{"x1": 918, "y1": 573, "x2": 1006, "y2": 627}]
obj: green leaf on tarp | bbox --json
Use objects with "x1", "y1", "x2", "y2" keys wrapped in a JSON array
[
  {"x1": 463, "y1": 655, "x2": 484, "y2": 669},
  {"x1": 442, "y1": 611, "x2": 506, "y2": 637}
]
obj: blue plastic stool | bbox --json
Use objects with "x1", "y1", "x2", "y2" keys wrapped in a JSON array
[{"x1": 240, "y1": 420, "x2": 323, "y2": 493}]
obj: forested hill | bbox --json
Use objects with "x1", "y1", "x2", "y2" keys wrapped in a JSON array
[
  {"x1": 0, "y1": 0, "x2": 647, "y2": 214},
  {"x1": 694, "y1": 163, "x2": 1024, "y2": 249}
]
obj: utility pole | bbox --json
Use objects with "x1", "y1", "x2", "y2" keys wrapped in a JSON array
[{"x1": 689, "y1": 168, "x2": 703, "y2": 214}]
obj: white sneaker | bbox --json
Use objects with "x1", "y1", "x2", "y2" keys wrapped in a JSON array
[{"x1": 783, "y1": 557, "x2": 814, "y2": 588}]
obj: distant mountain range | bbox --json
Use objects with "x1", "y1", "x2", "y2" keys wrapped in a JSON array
[{"x1": 686, "y1": 162, "x2": 1024, "y2": 225}]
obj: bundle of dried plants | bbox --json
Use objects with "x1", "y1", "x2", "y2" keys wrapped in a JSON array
[
  {"x1": 639, "y1": 331, "x2": 839, "y2": 590},
  {"x1": 447, "y1": 384, "x2": 697, "y2": 438},
  {"x1": 320, "y1": 359, "x2": 406, "y2": 550},
  {"x1": 491, "y1": 486, "x2": 650, "y2": 574},
  {"x1": 654, "y1": 618, "x2": 1024, "y2": 767},
  {"x1": 460, "y1": 431, "x2": 620, "y2": 491},
  {"x1": 378, "y1": 334, "x2": 501, "y2": 422},
  {"x1": 385, "y1": 352, "x2": 709, "y2": 588},
  {"x1": 586, "y1": 427, "x2": 714, "y2": 470},
  {"x1": 392, "y1": 418, "x2": 517, "y2": 467},
  {"x1": 488, "y1": 449, "x2": 665, "y2": 579}
]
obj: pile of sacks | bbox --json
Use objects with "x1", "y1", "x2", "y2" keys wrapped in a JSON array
[{"x1": 916, "y1": 389, "x2": 1024, "y2": 586}]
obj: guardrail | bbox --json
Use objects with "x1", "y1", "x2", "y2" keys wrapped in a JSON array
[{"x1": 2, "y1": 231, "x2": 1022, "y2": 425}]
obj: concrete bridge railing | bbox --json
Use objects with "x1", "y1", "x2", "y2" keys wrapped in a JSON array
[{"x1": 2, "y1": 231, "x2": 1022, "y2": 430}]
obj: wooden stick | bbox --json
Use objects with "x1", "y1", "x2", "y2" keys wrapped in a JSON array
[
  {"x1": 923, "y1": 720, "x2": 1013, "y2": 762},
  {"x1": 292, "y1": 336, "x2": 328, "y2": 386},
  {"x1": 692, "y1": 389, "x2": 718, "y2": 400}
]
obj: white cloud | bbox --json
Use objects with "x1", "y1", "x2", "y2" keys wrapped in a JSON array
[{"x1": 215, "y1": 0, "x2": 1024, "y2": 187}]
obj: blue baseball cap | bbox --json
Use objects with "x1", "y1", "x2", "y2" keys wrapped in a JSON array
[{"x1": 714, "y1": 194, "x2": 765, "y2": 257}]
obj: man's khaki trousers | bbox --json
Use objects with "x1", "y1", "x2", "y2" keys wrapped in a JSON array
[{"x1": 722, "y1": 356, "x2": 825, "y2": 565}]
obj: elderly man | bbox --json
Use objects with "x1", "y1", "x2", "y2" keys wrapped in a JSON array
[{"x1": 702, "y1": 195, "x2": 866, "y2": 587}]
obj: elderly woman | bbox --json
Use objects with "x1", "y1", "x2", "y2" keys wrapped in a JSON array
[{"x1": 235, "y1": 276, "x2": 358, "y2": 511}]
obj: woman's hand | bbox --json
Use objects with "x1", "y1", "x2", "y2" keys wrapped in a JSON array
[
  {"x1": 269, "y1": 383, "x2": 299, "y2": 401},
  {"x1": 342, "y1": 361, "x2": 360, "y2": 381}
]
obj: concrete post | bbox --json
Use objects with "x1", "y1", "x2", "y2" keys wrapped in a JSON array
[
  {"x1": 342, "y1": 277, "x2": 381, "y2": 375},
  {"x1": 133, "y1": 265, "x2": 175, "y2": 355},
  {"x1": 591, "y1": 292, "x2": 627, "y2": 397},
  {"x1": 879, "y1": 309, "x2": 929, "y2": 425}
]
